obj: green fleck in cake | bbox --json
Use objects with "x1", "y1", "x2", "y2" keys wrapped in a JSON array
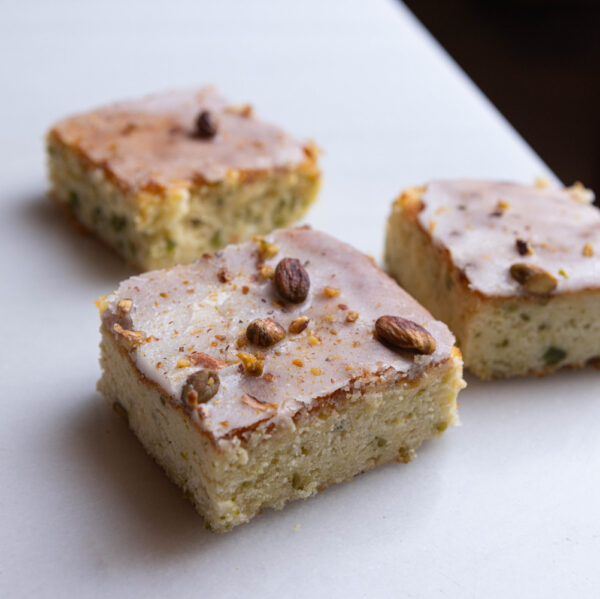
[
  {"x1": 96, "y1": 227, "x2": 464, "y2": 532},
  {"x1": 385, "y1": 179, "x2": 600, "y2": 379},
  {"x1": 47, "y1": 88, "x2": 321, "y2": 270}
]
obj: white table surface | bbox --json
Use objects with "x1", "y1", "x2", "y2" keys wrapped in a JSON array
[{"x1": 1, "y1": 1, "x2": 598, "y2": 597}]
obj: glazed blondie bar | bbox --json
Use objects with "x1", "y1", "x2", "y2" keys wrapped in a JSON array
[
  {"x1": 47, "y1": 88, "x2": 320, "y2": 270},
  {"x1": 385, "y1": 180, "x2": 600, "y2": 379},
  {"x1": 97, "y1": 227, "x2": 464, "y2": 531}
]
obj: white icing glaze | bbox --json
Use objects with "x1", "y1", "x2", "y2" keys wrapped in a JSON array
[
  {"x1": 102, "y1": 228, "x2": 455, "y2": 439},
  {"x1": 418, "y1": 180, "x2": 600, "y2": 297},
  {"x1": 51, "y1": 87, "x2": 309, "y2": 190}
]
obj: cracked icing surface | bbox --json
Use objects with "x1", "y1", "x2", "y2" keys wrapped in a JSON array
[
  {"x1": 417, "y1": 180, "x2": 600, "y2": 297},
  {"x1": 100, "y1": 228, "x2": 455, "y2": 439},
  {"x1": 50, "y1": 87, "x2": 310, "y2": 191}
]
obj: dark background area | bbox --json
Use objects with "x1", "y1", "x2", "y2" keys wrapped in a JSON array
[{"x1": 404, "y1": 0, "x2": 600, "y2": 193}]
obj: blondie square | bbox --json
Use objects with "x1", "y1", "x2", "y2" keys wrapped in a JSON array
[
  {"x1": 47, "y1": 88, "x2": 320, "y2": 270},
  {"x1": 97, "y1": 227, "x2": 464, "y2": 531},
  {"x1": 385, "y1": 180, "x2": 600, "y2": 379}
]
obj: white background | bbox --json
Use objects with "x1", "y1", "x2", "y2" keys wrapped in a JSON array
[{"x1": 1, "y1": 1, "x2": 598, "y2": 597}]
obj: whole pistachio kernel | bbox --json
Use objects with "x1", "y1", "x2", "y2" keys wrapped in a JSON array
[
  {"x1": 195, "y1": 110, "x2": 218, "y2": 139},
  {"x1": 274, "y1": 257, "x2": 310, "y2": 303},
  {"x1": 375, "y1": 315, "x2": 436, "y2": 355},
  {"x1": 181, "y1": 369, "x2": 220, "y2": 407},
  {"x1": 246, "y1": 318, "x2": 285, "y2": 347},
  {"x1": 510, "y1": 263, "x2": 557, "y2": 295}
]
